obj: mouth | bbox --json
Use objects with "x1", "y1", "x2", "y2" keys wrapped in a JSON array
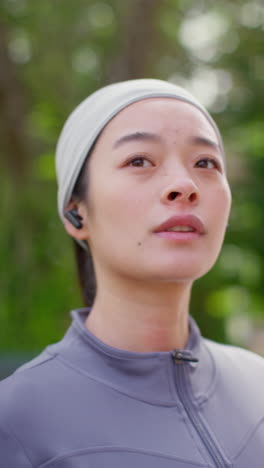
[
  {"x1": 164, "y1": 226, "x2": 196, "y2": 232},
  {"x1": 153, "y1": 214, "x2": 205, "y2": 241}
]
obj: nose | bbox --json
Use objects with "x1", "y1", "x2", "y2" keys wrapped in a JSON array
[{"x1": 160, "y1": 174, "x2": 199, "y2": 206}]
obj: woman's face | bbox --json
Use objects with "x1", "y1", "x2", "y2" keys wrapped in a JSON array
[{"x1": 76, "y1": 98, "x2": 231, "y2": 284}]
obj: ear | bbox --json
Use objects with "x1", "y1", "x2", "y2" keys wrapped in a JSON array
[{"x1": 63, "y1": 200, "x2": 90, "y2": 242}]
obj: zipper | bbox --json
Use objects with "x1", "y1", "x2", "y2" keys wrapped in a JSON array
[
  {"x1": 172, "y1": 349, "x2": 199, "y2": 363},
  {"x1": 172, "y1": 351, "x2": 228, "y2": 468}
]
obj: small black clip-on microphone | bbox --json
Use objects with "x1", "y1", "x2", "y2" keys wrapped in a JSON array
[{"x1": 64, "y1": 209, "x2": 83, "y2": 229}]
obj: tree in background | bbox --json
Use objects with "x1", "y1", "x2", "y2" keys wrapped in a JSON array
[{"x1": 0, "y1": 0, "x2": 263, "y2": 355}]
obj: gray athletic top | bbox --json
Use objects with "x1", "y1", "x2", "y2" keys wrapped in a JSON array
[{"x1": 0, "y1": 308, "x2": 263, "y2": 467}]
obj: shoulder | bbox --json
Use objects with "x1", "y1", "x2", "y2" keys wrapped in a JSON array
[
  {"x1": 0, "y1": 350, "x2": 61, "y2": 467},
  {"x1": 0, "y1": 343, "x2": 81, "y2": 437},
  {"x1": 0, "y1": 349, "x2": 58, "y2": 422},
  {"x1": 204, "y1": 338, "x2": 264, "y2": 381},
  {"x1": 205, "y1": 337, "x2": 264, "y2": 363},
  {"x1": 0, "y1": 343, "x2": 99, "y2": 431}
]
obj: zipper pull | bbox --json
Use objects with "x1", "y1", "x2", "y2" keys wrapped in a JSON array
[{"x1": 172, "y1": 349, "x2": 199, "y2": 364}]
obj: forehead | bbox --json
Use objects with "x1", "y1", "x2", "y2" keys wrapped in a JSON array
[{"x1": 99, "y1": 97, "x2": 219, "y2": 144}]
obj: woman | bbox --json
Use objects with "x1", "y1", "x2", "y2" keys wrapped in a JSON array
[{"x1": 0, "y1": 79, "x2": 263, "y2": 467}]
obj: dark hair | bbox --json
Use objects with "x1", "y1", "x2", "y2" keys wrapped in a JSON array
[{"x1": 71, "y1": 153, "x2": 96, "y2": 307}]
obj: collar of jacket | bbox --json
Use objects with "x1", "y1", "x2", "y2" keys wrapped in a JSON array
[{"x1": 49, "y1": 308, "x2": 215, "y2": 406}]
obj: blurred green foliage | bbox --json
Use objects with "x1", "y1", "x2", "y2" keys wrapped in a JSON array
[{"x1": 0, "y1": 0, "x2": 263, "y2": 354}]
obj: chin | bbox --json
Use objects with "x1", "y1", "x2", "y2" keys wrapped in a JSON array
[
  {"x1": 112, "y1": 249, "x2": 220, "y2": 283},
  {"x1": 126, "y1": 262, "x2": 211, "y2": 285},
  {"x1": 157, "y1": 270, "x2": 208, "y2": 284},
  {"x1": 152, "y1": 255, "x2": 218, "y2": 282}
]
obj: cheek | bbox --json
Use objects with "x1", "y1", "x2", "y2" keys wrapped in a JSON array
[
  {"x1": 208, "y1": 184, "x2": 231, "y2": 238},
  {"x1": 217, "y1": 183, "x2": 232, "y2": 218},
  {"x1": 89, "y1": 172, "x2": 149, "y2": 234}
]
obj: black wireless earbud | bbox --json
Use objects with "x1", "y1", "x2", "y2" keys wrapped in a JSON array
[{"x1": 64, "y1": 209, "x2": 83, "y2": 229}]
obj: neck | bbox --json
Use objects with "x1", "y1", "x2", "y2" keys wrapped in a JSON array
[{"x1": 85, "y1": 274, "x2": 192, "y2": 353}]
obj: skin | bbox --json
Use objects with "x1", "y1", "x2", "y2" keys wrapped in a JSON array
[{"x1": 65, "y1": 98, "x2": 232, "y2": 352}]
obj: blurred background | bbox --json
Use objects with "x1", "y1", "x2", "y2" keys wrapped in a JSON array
[{"x1": 1, "y1": 0, "x2": 264, "y2": 379}]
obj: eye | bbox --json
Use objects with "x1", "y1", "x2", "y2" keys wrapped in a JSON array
[
  {"x1": 127, "y1": 156, "x2": 152, "y2": 168},
  {"x1": 195, "y1": 157, "x2": 220, "y2": 170}
]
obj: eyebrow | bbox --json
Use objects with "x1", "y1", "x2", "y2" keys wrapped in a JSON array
[
  {"x1": 112, "y1": 131, "x2": 161, "y2": 149},
  {"x1": 189, "y1": 136, "x2": 220, "y2": 152},
  {"x1": 112, "y1": 131, "x2": 221, "y2": 153}
]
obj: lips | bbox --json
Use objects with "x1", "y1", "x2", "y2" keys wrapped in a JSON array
[{"x1": 154, "y1": 214, "x2": 205, "y2": 235}]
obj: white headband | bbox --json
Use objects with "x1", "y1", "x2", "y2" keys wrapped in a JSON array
[{"x1": 55, "y1": 78, "x2": 224, "y2": 247}]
